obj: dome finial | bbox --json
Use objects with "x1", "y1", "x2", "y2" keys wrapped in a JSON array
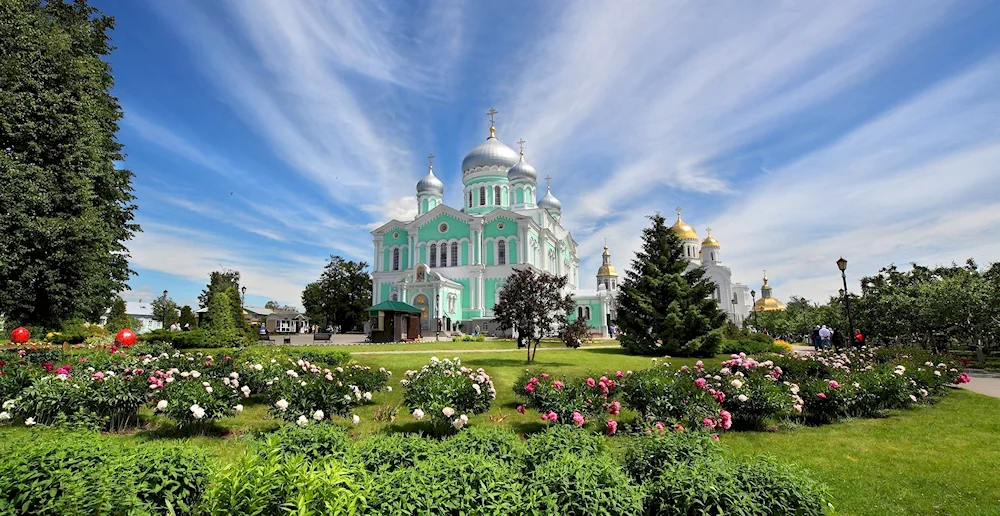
[
  {"x1": 545, "y1": 174, "x2": 552, "y2": 190},
  {"x1": 675, "y1": 206, "x2": 683, "y2": 221},
  {"x1": 763, "y1": 270, "x2": 768, "y2": 285},
  {"x1": 427, "y1": 153, "x2": 434, "y2": 171},
  {"x1": 517, "y1": 138, "x2": 526, "y2": 156},
  {"x1": 487, "y1": 107, "x2": 498, "y2": 139}
]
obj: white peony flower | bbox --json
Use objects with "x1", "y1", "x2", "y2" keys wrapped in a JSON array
[
  {"x1": 156, "y1": 400, "x2": 169, "y2": 411},
  {"x1": 275, "y1": 399, "x2": 289, "y2": 411},
  {"x1": 730, "y1": 379, "x2": 744, "y2": 389},
  {"x1": 234, "y1": 404, "x2": 244, "y2": 414},
  {"x1": 313, "y1": 410, "x2": 325, "y2": 421},
  {"x1": 25, "y1": 417, "x2": 36, "y2": 426},
  {"x1": 387, "y1": 386, "x2": 393, "y2": 392},
  {"x1": 2, "y1": 400, "x2": 15, "y2": 410},
  {"x1": 241, "y1": 385, "x2": 251, "y2": 397},
  {"x1": 296, "y1": 415, "x2": 309, "y2": 427},
  {"x1": 363, "y1": 392, "x2": 372, "y2": 401},
  {"x1": 190, "y1": 405, "x2": 205, "y2": 419},
  {"x1": 0, "y1": 411, "x2": 10, "y2": 421},
  {"x1": 453, "y1": 417, "x2": 466, "y2": 430},
  {"x1": 202, "y1": 381, "x2": 210, "y2": 387},
  {"x1": 191, "y1": 371, "x2": 201, "y2": 378},
  {"x1": 253, "y1": 364, "x2": 264, "y2": 371},
  {"x1": 738, "y1": 394, "x2": 749, "y2": 402},
  {"x1": 442, "y1": 407, "x2": 455, "y2": 417},
  {"x1": 412, "y1": 409, "x2": 425, "y2": 420},
  {"x1": 352, "y1": 414, "x2": 360, "y2": 425},
  {"x1": 205, "y1": 387, "x2": 213, "y2": 393}
]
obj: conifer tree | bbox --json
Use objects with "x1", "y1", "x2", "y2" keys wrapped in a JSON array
[
  {"x1": 105, "y1": 296, "x2": 130, "y2": 334},
  {"x1": 616, "y1": 213, "x2": 726, "y2": 356}
]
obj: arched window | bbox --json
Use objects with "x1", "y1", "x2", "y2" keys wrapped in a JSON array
[
  {"x1": 479, "y1": 186, "x2": 486, "y2": 206},
  {"x1": 440, "y1": 243, "x2": 448, "y2": 267},
  {"x1": 392, "y1": 248, "x2": 400, "y2": 270},
  {"x1": 430, "y1": 244, "x2": 437, "y2": 267},
  {"x1": 577, "y1": 307, "x2": 584, "y2": 319},
  {"x1": 498, "y1": 239, "x2": 506, "y2": 265},
  {"x1": 584, "y1": 307, "x2": 591, "y2": 319},
  {"x1": 390, "y1": 292, "x2": 398, "y2": 301},
  {"x1": 494, "y1": 186, "x2": 501, "y2": 205},
  {"x1": 468, "y1": 190, "x2": 473, "y2": 208},
  {"x1": 451, "y1": 242, "x2": 458, "y2": 266}
]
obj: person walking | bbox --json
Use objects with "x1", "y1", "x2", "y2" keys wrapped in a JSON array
[
  {"x1": 818, "y1": 325, "x2": 832, "y2": 350},
  {"x1": 811, "y1": 326, "x2": 821, "y2": 352},
  {"x1": 853, "y1": 329, "x2": 865, "y2": 348}
]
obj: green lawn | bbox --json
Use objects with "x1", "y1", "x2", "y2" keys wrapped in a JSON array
[
  {"x1": 1, "y1": 346, "x2": 997, "y2": 515},
  {"x1": 293, "y1": 338, "x2": 609, "y2": 354}
]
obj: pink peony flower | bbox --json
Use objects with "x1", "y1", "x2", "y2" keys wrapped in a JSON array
[
  {"x1": 553, "y1": 380, "x2": 564, "y2": 391},
  {"x1": 703, "y1": 417, "x2": 716, "y2": 429},
  {"x1": 696, "y1": 360, "x2": 704, "y2": 368},
  {"x1": 817, "y1": 392, "x2": 827, "y2": 399},
  {"x1": 680, "y1": 365, "x2": 689, "y2": 372},
  {"x1": 616, "y1": 370, "x2": 624, "y2": 378},
  {"x1": 517, "y1": 405, "x2": 525, "y2": 414},
  {"x1": 91, "y1": 372, "x2": 104, "y2": 380},
  {"x1": 540, "y1": 373, "x2": 549, "y2": 379},
  {"x1": 607, "y1": 401, "x2": 621, "y2": 415},
  {"x1": 719, "y1": 410, "x2": 732, "y2": 430},
  {"x1": 714, "y1": 390, "x2": 726, "y2": 403},
  {"x1": 694, "y1": 377, "x2": 708, "y2": 390},
  {"x1": 654, "y1": 421, "x2": 665, "y2": 432},
  {"x1": 711, "y1": 434, "x2": 720, "y2": 442},
  {"x1": 529, "y1": 377, "x2": 538, "y2": 385},
  {"x1": 954, "y1": 373, "x2": 971, "y2": 384},
  {"x1": 828, "y1": 380, "x2": 840, "y2": 389},
  {"x1": 606, "y1": 419, "x2": 618, "y2": 435},
  {"x1": 674, "y1": 424, "x2": 684, "y2": 432},
  {"x1": 572, "y1": 411, "x2": 585, "y2": 426},
  {"x1": 524, "y1": 383, "x2": 535, "y2": 392},
  {"x1": 586, "y1": 377, "x2": 596, "y2": 387}
]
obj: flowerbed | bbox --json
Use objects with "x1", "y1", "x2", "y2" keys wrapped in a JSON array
[
  {"x1": 513, "y1": 370, "x2": 623, "y2": 427},
  {"x1": 401, "y1": 357, "x2": 496, "y2": 432},
  {"x1": 267, "y1": 359, "x2": 391, "y2": 426}
]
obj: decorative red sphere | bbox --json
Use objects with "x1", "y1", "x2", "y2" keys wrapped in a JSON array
[
  {"x1": 115, "y1": 328, "x2": 137, "y2": 347},
  {"x1": 10, "y1": 327, "x2": 30, "y2": 344}
]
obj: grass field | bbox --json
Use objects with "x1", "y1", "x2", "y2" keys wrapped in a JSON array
[{"x1": 1, "y1": 345, "x2": 997, "y2": 515}]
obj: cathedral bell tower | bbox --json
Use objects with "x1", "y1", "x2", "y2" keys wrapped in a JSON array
[{"x1": 596, "y1": 243, "x2": 618, "y2": 291}]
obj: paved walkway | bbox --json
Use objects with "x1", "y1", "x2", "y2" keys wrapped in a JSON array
[
  {"x1": 351, "y1": 345, "x2": 620, "y2": 355},
  {"x1": 959, "y1": 369, "x2": 1000, "y2": 399}
]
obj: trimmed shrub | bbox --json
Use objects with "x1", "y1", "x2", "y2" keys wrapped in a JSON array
[
  {"x1": 721, "y1": 337, "x2": 785, "y2": 355},
  {"x1": 140, "y1": 328, "x2": 215, "y2": 349},
  {"x1": 298, "y1": 350, "x2": 351, "y2": 367},
  {"x1": 619, "y1": 365, "x2": 719, "y2": 428},
  {"x1": 624, "y1": 432, "x2": 722, "y2": 482},
  {"x1": 270, "y1": 423, "x2": 353, "y2": 461},
  {"x1": 681, "y1": 328, "x2": 725, "y2": 357},
  {"x1": 514, "y1": 370, "x2": 621, "y2": 424},
  {"x1": 368, "y1": 453, "x2": 522, "y2": 515},
  {"x1": 440, "y1": 425, "x2": 525, "y2": 467},
  {"x1": 353, "y1": 433, "x2": 439, "y2": 473},
  {"x1": 522, "y1": 453, "x2": 644, "y2": 515},
  {"x1": 201, "y1": 446, "x2": 371, "y2": 516}
]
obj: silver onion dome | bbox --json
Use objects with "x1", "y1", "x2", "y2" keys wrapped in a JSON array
[
  {"x1": 538, "y1": 185, "x2": 562, "y2": 212},
  {"x1": 507, "y1": 153, "x2": 537, "y2": 183},
  {"x1": 416, "y1": 167, "x2": 444, "y2": 195},
  {"x1": 462, "y1": 135, "x2": 520, "y2": 172}
]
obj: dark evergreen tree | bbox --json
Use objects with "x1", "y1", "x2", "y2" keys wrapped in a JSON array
[
  {"x1": 0, "y1": 0, "x2": 139, "y2": 329},
  {"x1": 178, "y1": 305, "x2": 197, "y2": 329},
  {"x1": 301, "y1": 256, "x2": 372, "y2": 332},
  {"x1": 616, "y1": 213, "x2": 727, "y2": 356},
  {"x1": 198, "y1": 270, "x2": 240, "y2": 308}
]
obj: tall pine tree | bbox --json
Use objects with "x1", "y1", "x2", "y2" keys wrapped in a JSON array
[
  {"x1": 616, "y1": 213, "x2": 726, "y2": 356},
  {"x1": 0, "y1": 0, "x2": 138, "y2": 329}
]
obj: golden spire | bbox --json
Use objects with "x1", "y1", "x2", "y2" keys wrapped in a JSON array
[
  {"x1": 487, "y1": 107, "x2": 498, "y2": 139},
  {"x1": 517, "y1": 138, "x2": 526, "y2": 155}
]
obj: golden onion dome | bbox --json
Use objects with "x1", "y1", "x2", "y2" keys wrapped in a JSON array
[
  {"x1": 753, "y1": 297, "x2": 786, "y2": 312},
  {"x1": 670, "y1": 213, "x2": 699, "y2": 240},
  {"x1": 597, "y1": 264, "x2": 618, "y2": 277},
  {"x1": 702, "y1": 235, "x2": 719, "y2": 247}
]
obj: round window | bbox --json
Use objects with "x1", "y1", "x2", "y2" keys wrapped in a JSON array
[
  {"x1": 392, "y1": 232, "x2": 399, "y2": 239},
  {"x1": 497, "y1": 222, "x2": 505, "y2": 230},
  {"x1": 438, "y1": 222, "x2": 449, "y2": 233}
]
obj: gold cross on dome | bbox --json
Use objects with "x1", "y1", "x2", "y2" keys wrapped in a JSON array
[
  {"x1": 675, "y1": 206, "x2": 683, "y2": 218},
  {"x1": 487, "y1": 107, "x2": 498, "y2": 125},
  {"x1": 427, "y1": 153, "x2": 434, "y2": 168},
  {"x1": 706, "y1": 226, "x2": 712, "y2": 236},
  {"x1": 517, "y1": 138, "x2": 525, "y2": 154}
]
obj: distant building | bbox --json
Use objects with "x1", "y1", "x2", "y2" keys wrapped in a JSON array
[
  {"x1": 194, "y1": 305, "x2": 310, "y2": 334},
  {"x1": 99, "y1": 301, "x2": 163, "y2": 334}
]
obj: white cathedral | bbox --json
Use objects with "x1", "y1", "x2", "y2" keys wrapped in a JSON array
[{"x1": 370, "y1": 110, "x2": 751, "y2": 337}]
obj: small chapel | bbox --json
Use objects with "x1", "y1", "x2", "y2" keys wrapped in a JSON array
[{"x1": 370, "y1": 109, "x2": 752, "y2": 336}]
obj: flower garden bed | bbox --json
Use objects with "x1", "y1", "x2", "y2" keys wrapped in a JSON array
[{"x1": 0, "y1": 341, "x2": 986, "y2": 514}]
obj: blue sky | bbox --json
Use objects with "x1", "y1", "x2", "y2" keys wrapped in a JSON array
[{"x1": 97, "y1": 0, "x2": 1000, "y2": 310}]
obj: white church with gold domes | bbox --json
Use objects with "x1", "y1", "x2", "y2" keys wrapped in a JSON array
[
  {"x1": 369, "y1": 109, "x2": 752, "y2": 337},
  {"x1": 669, "y1": 208, "x2": 754, "y2": 325}
]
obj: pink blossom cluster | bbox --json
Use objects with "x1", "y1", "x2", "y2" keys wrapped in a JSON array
[{"x1": 702, "y1": 409, "x2": 733, "y2": 431}]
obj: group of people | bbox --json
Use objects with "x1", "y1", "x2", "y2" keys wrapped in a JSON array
[
  {"x1": 810, "y1": 325, "x2": 864, "y2": 351},
  {"x1": 167, "y1": 322, "x2": 191, "y2": 332}
]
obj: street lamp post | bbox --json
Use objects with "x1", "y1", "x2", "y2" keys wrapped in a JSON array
[
  {"x1": 731, "y1": 296, "x2": 738, "y2": 326},
  {"x1": 750, "y1": 290, "x2": 758, "y2": 328},
  {"x1": 161, "y1": 290, "x2": 168, "y2": 327},
  {"x1": 836, "y1": 257, "x2": 855, "y2": 348},
  {"x1": 435, "y1": 294, "x2": 441, "y2": 341},
  {"x1": 241, "y1": 286, "x2": 247, "y2": 307}
]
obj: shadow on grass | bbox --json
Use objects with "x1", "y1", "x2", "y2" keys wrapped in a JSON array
[
  {"x1": 581, "y1": 347, "x2": 631, "y2": 356},
  {"x1": 462, "y1": 357, "x2": 573, "y2": 368},
  {"x1": 137, "y1": 421, "x2": 233, "y2": 440}
]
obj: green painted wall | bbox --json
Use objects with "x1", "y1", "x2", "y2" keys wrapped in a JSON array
[
  {"x1": 379, "y1": 282, "x2": 391, "y2": 304},
  {"x1": 483, "y1": 218, "x2": 518, "y2": 239},
  {"x1": 461, "y1": 241, "x2": 469, "y2": 266},
  {"x1": 484, "y1": 278, "x2": 504, "y2": 312},
  {"x1": 516, "y1": 188, "x2": 524, "y2": 204},
  {"x1": 418, "y1": 213, "x2": 471, "y2": 242},
  {"x1": 381, "y1": 227, "x2": 408, "y2": 247},
  {"x1": 382, "y1": 248, "x2": 390, "y2": 271},
  {"x1": 509, "y1": 240, "x2": 518, "y2": 264},
  {"x1": 568, "y1": 299, "x2": 604, "y2": 327},
  {"x1": 485, "y1": 241, "x2": 494, "y2": 266},
  {"x1": 419, "y1": 245, "x2": 426, "y2": 264},
  {"x1": 401, "y1": 246, "x2": 409, "y2": 269}
]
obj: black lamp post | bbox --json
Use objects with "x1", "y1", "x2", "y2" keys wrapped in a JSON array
[
  {"x1": 731, "y1": 296, "x2": 738, "y2": 325},
  {"x1": 241, "y1": 285, "x2": 247, "y2": 307},
  {"x1": 836, "y1": 257, "x2": 855, "y2": 347},
  {"x1": 435, "y1": 294, "x2": 441, "y2": 341},
  {"x1": 161, "y1": 290, "x2": 169, "y2": 326},
  {"x1": 750, "y1": 289, "x2": 758, "y2": 328}
]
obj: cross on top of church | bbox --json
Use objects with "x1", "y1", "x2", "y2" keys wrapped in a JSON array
[
  {"x1": 517, "y1": 138, "x2": 525, "y2": 154},
  {"x1": 675, "y1": 206, "x2": 683, "y2": 219},
  {"x1": 544, "y1": 175, "x2": 552, "y2": 188},
  {"x1": 427, "y1": 153, "x2": 434, "y2": 169},
  {"x1": 487, "y1": 108, "x2": 498, "y2": 138},
  {"x1": 706, "y1": 226, "x2": 712, "y2": 236}
]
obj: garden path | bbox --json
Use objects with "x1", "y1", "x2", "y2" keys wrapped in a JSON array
[
  {"x1": 959, "y1": 369, "x2": 1000, "y2": 399},
  {"x1": 350, "y1": 344, "x2": 620, "y2": 355}
]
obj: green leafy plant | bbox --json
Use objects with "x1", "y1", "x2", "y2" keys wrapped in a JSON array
[
  {"x1": 624, "y1": 431, "x2": 722, "y2": 483},
  {"x1": 401, "y1": 357, "x2": 495, "y2": 433},
  {"x1": 353, "y1": 433, "x2": 439, "y2": 473},
  {"x1": 522, "y1": 453, "x2": 644, "y2": 515},
  {"x1": 514, "y1": 370, "x2": 622, "y2": 424}
]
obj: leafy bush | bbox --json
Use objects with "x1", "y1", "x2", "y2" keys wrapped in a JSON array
[
  {"x1": 201, "y1": 444, "x2": 371, "y2": 516},
  {"x1": 440, "y1": 425, "x2": 525, "y2": 466},
  {"x1": 298, "y1": 349, "x2": 351, "y2": 367},
  {"x1": 401, "y1": 357, "x2": 495, "y2": 433},
  {"x1": 451, "y1": 335, "x2": 486, "y2": 342},
  {"x1": 0, "y1": 433, "x2": 208, "y2": 515},
  {"x1": 126, "y1": 340, "x2": 176, "y2": 357},
  {"x1": 12, "y1": 368, "x2": 148, "y2": 430},
  {"x1": 141, "y1": 328, "x2": 215, "y2": 349},
  {"x1": 340, "y1": 363, "x2": 391, "y2": 394},
  {"x1": 524, "y1": 425, "x2": 607, "y2": 465},
  {"x1": 156, "y1": 373, "x2": 242, "y2": 427},
  {"x1": 267, "y1": 359, "x2": 385, "y2": 423},
  {"x1": 721, "y1": 337, "x2": 786, "y2": 355},
  {"x1": 732, "y1": 456, "x2": 830, "y2": 515},
  {"x1": 522, "y1": 453, "x2": 644, "y2": 515},
  {"x1": 514, "y1": 370, "x2": 621, "y2": 424},
  {"x1": 368, "y1": 453, "x2": 522, "y2": 515},
  {"x1": 271, "y1": 422, "x2": 353, "y2": 461},
  {"x1": 681, "y1": 328, "x2": 725, "y2": 357},
  {"x1": 619, "y1": 365, "x2": 719, "y2": 428},
  {"x1": 353, "y1": 433, "x2": 439, "y2": 473},
  {"x1": 623, "y1": 432, "x2": 722, "y2": 482}
]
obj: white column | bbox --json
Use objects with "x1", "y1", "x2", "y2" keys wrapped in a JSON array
[
  {"x1": 521, "y1": 228, "x2": 528, "y2": 264},
  {"x1": 409, "y1": 235, "x2": 415, "y2": 268}
]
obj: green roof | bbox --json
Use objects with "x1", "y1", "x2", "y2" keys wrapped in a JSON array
[{"x1": 368, "y1": 300, "x2": 422, "y2": 314}]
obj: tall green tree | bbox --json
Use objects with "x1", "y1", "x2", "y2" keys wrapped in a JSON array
[
  {"x1": 203, "y1": 290, "x2": 242, "y2": 346},
  {"x1": 104, "y1": 296, "x2": 129, "y2": 334},
  {"x1": 616, "y1": 213, "x2": 726, "y2": 355},
  {"x1": 151, "y1": 292, "x2": 178, "y2": 326},
  {"x1": 199, "y1": 270, "x2": 240, "y2": 308},
  {"x1": 301, "y1": 256, "x2": 372, "y2": 332},
  {"x1": 178, "y1": 305, "x2": 197, "y2": 329},
  {"x1": 493, "y1": 268, "x2": 575, "y2": 363},
  {"x1": 264, "y1": 300, "x2": 297, "y2": 311},
  {"x1": 0, "y1": 0, "x2": 139, "y2": 329}
]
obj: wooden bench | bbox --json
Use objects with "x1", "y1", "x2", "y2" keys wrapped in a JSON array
[
  {"x1": 258, "y1": 333, "x2": 272, "y2": 342},
  {"x1": 313, "y1": 332, "x2": 333, "y2": 342}
]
